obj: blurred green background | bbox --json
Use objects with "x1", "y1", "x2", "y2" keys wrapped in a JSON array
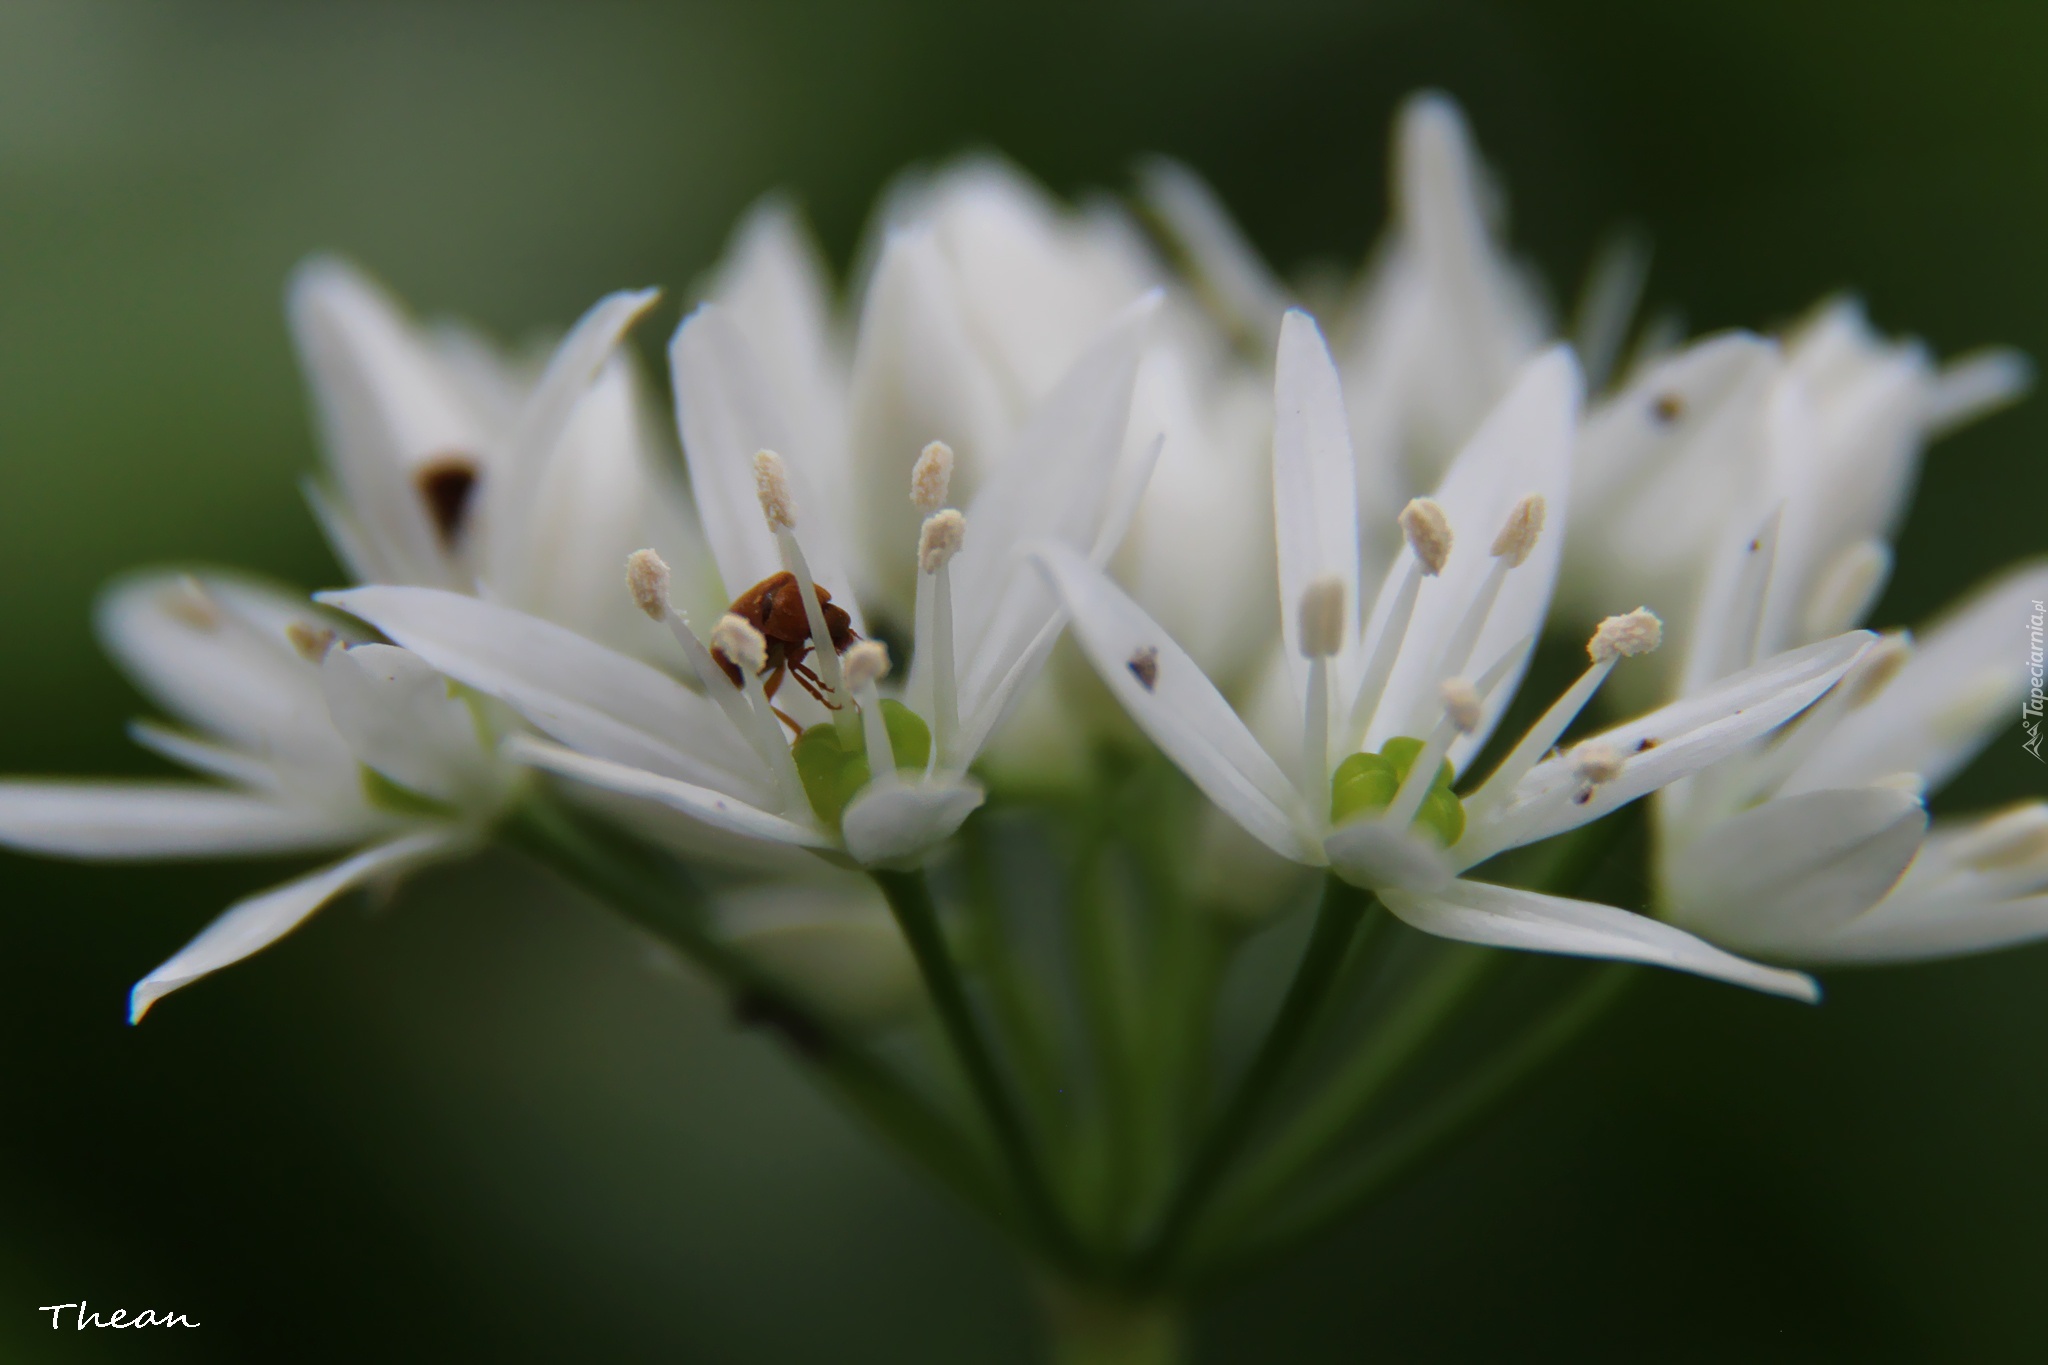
[{"x1": 1, "y1": 1, "x2": 2043, "y2": 1359}]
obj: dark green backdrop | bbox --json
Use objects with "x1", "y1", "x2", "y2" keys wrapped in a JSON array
[{"x1": 1, "y1": 2, "x2": 2041, "y2": 1359}]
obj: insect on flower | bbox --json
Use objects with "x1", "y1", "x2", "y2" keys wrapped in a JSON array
[{"x1": 712, "y1": 571, "x2": 860, "y2": 725}]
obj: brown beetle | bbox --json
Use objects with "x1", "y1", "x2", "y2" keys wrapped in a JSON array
[{"x1": 713, "y1": 571, "x2": 858, "y2": 724}]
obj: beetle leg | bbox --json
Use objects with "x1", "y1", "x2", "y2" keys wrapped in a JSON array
[{"x1": 789, "y1": 659, "x2": 841, "y2": 710}]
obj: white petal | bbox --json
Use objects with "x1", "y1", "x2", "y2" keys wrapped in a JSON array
[
  {"x1": 127, "y1": 720, "x2": 284, "y2": 792},
  {"x1": 1136, "y1": 157, "x2": 1290, "y2": 348},
  {"x1": 0, "y1": 782, "x2": 374, "y2": 860},
  {"x1": 1473, "y1": 632, "x2": 1872, "y2": 860},
  {"x1": 1273, "y1": 308, "x2": 1362, "y2": 699},
  {"x1": 1324, "y1": 819, "x2": 1454, "y2": 892},
  {"x1": 716, "y1": 878, "x2": 921, "y2": 1028},
  {"x1": 505, "y1": 735, "x2": 827, "y2": 850},
  {"x1": 670, "y1": 302, "x2": 866, "y2": 629},
  {"x1": 1664, "y1": 786, "x2": 1928, "y2": 954},
  {"x1": 129, "y1": 829, "x2": 464, "y2": 1022},
  {"x1": 319, "y1": 644, "x2": 492, "y2": 805},
  {"x1": 1380, "y1": 879, "x2": 1819, "y2": 1002},
  {"x1": 320, "y1": 586, "x2": 767, "y2": 802},
  {"x1": 1360, "y1": 347, "x2": 1581, "y2": 766},
  {"x1": 1927, "y1": 347, "x2": 2033, "y2": 437},
  {"x1": 1034, "y1": 544, "x2": 1317, "y2": 862},
  {"x1": 1785, "y1": 563, "x2": 2048, "y2": 796},
  {"x1": 840, "y1": 778, "x2": 987, "y2": 868}
]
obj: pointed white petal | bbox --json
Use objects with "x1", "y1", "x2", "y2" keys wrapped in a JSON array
[
  {"x1": 1823, "y1": 893, "x2": 2048, "y2": 964},
  {"x1": 1136, "y1": 157, "x2": 1290, "y2": 347},
  {"x1": 1472, "y1": 632, "x2": 1872, "y2": 860},
  {"x1": 1273, "y1": 309, "x2": 1362, "y2": 699},
  {"x1": 670, "y1": 303, "x2": 866, "y2": 629},
  {"x1": 1664, "y1": 787, "x2": 1927, "y2": 954},
  {"x1": 127, "y1": 720, "x2": 284, "y2": 792},
  {"x1": 1324, "y1": 819, "x2": 1455, "y2": 892},
  {"x1": 505, "y1": 735, "x2": 826, "y2": 850},
  {"x1": 840, "y1": 778, "x2": 987, "y2": 868},
  {"x1": 1785, "y1": 564, "x2": 2048, "y2": 796},
  {"x1": 129, "y1": 829, "x2": 465, "y2": 1021},
  {"x1": 1926, "y1": 347, "x2": 2032, "y2": 437},
  {"x1": 1360, "y1": 347, "x2": 1581, "y2": 766},
  {"x1": 1380, "y1": 879, "x2": 1819, "y2": 1001},
  {"x1": 319, "y1": 644, "x2": 492, "y2": 805},
  {"x1": 320, "y1": 586, "x2": 767, "y2": 802},
  {"x1": 0, "y1": 782, "x2": 374, "y2": 860},
  {"x1": 1034, "y1": 544, "x2": 1317, "y2": 862}
]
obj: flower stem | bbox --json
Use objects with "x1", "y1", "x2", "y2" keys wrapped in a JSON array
[
  {"x1": 1130, "y1": 875, "x2": 1371, "y2": 1284},
  {"x1": 503, "y1": 799, "x2": 1013, "y2": 1234},
  {"x1": 1041, "y1": 1286, "x2": 1185, "y2": 1365},
  {"x1": 871, "y1": 866, "x2": 1085, "y2": 1270}
]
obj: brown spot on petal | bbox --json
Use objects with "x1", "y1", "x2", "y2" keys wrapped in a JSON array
[
  {"x1": 285, "y1": 621, "x2": 337, "y2": 662},
  {"x1": 162, "y1": 575, "x2": 222, "y2": 631},
  {"x1": 1635, "y1": 736, "x2": 1658, "y2": 753},
  {"x1": 415, "y1": 453, "x2": 480, "y2": 547},
  {"x1": 1652, "y1": 393, "x2": 1685, "y2": 424},
  {"x1": 1127, "y1": 646, "x2": 1160, "y2": 692}
]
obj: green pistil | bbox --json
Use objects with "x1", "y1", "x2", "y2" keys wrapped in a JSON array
[
  {"x1": 1330, "y1": 736, "x2": 1465, "y2": 846},
  {"x1": 792, "y1": 700, "x2": 933, "y2": 830}
]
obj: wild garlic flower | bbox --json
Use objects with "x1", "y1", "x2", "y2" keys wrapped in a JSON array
[
  {"x1": 289, "y1": 259, "x2": 710, "y2": 660},
  {"x1": 0, "y1": 571, "x2": 515, "y2": 1019},
  {"x1": 320, "y1": 298, "x2": 1159, "y2": 870},
  {"x1": 1038, "y1": 310, "x2": 1867, "y2": 1000}
]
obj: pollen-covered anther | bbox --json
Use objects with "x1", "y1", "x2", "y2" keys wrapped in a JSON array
[
  {"x1": 1398, "y1": 498, "x2": 1453, "y2": 576},
  {"x1": 843, "y1": 640, "x2": 891, "y2": 690},
  {"x1": 1439, "y1": 677, "x2": 1482, "y2": 733},
  {"x1": 1297, "y1": 575, "x2": 1347, "y2": 658},
  {"x1": 918, "y1": 509, "x2": 966, "y2": 574},
  {"x1": 1953, "y1": 804, "x2": 2048, "y2": 873},
  {"x1": 1489, "y1": 494, "x2": 1547, "y2": 567},
  {"x1": 1570, "y1": 740, "x2": 1625, "y2": 787},
  {"x1": 626, "y1": 548, "x2": 672, "y2": 621},
  {"x1": 1588, "y1": 607, "x2": 1663, "y2": 663},
  {"x1": 1842, "y1": 633, "x2": 1912, "y2": 709},
  {"x1": 285, "y1": 621, "x2": 337, "y2": 662},
  {"x1": 910, "y1": 441, "x2": 955, "y2": 515},
  {"x1": 752, "y1": 450, "x2": 797, "y2": 530},
  {"x1": 711, "y1": 613, "x2": 768, "y2": 676},
  {"x1": 162, "y1": 575, "x2": 222, "y2": 631}
]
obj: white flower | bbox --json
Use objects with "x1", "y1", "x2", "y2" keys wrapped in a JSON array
[
  {"x1": 1661, "y1": 557, "x2": 2048, "y2": 963},
  {"x1": 0, "y1": 571, "x2": 514, "y2": 1019},
  {"x1": 1038, "y1": 310, "x2": 1872, "y2": 1001},
  {"x1": 288, "y1": 258, "x2": 712, "y2": 659},
  {"x1": 319, "y1": 295, "x2": 1159, "y2": 869}
]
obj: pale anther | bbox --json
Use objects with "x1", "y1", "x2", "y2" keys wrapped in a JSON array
[
  {"x1": 910, "y1": 441, "x2": 955, "y2": 515},
  {"x1": 285, "y1": 621, "x2": 337, "y2": 662},
  {"x1": 919, "y1": 509, "x2": 966, "y2": 574},
  {"x1": 163, "y1": 575, "x2": 222, "y2": 631},
  {"x1": 626, "y1": 548, "x2": 672, "y2": 621},
  {"x1": 1570, "y1": 740, "x2": 1625, "y2": 786},
  {"x1": 843, "y1": 640, "x2": 891, "y2": 690},
  {"x1": 1954, "y1": 804, "x2": 2048, "y2": 873},
  {"x1": 711, "y1": 613, "x2": 768, "y2": 675},
  {"x1": 1297, "y1": 575, "x2": 1346, "y2": 658},
  {"x1": 1842, "y1": 633, "x2": 1912, "y2": 709},
  {"x1": 1439, "y1": 677, "x2": 1482, "y2": 733},
  {"x1": 1588, "y1": 607, "x2": 1663, "y2": 663},
  {"x1": 1398, "y1": 498, "x2": 1453, "y2": 576},
  {"x1": 752, "y1": 450, "x2": 797, "y2": 530},
  {"x1": 1489, "y1": 494, "x2": 1546, "y2": 567}
]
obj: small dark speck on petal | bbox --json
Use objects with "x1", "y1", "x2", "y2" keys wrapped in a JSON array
[
  {"x1": 1635, "y1": 737, "x2": 1658, "y2": 753},
  {"x1": 1652, "y1": 393, "x2": 1686, "y2": 424},
  {"x1": 1128, "y1": 646, "x2": 1160, "y2": 692}
]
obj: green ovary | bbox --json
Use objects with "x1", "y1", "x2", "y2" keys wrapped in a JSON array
[
  {"x1": 1329, "y1": 736, "x2": 1465, "y2": 846},
  {"x1": 791, "y1": 700, "x2": 933, "y2": 830}
]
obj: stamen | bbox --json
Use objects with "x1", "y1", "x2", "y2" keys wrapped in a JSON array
[
  {"x1": 843, "y1": 641, "x2": 898, "y2": 778},
  {"x1": 752, "y1": 450, "x2": 797, "y2": 530},
  {"x1": 919, "y1": 510, "x2": 966, "y2": 574},
  {"x1": 1398, "y1": 498, "x2": 1453, "y2": 576},
  {"x1": 1804, "y1": 539, "x2": 1891, "y2": 640},
  {"x1": 657, "y1": 599, "x2": 805, "y2": 816},
  {"x1": 285, "y1": 621, "x2": 337, "y2": 662},
  {"x1": 1344, "y1": 560, "x2": 1425, "y2": 749},
  {"x1": 1569, "y1": 740, "x2": 1624, "y2": 803},
  {"x1": 911, "y1": 441, "x2": 955, "y2": 516},
  {"x1": 162, "y1": 575, "x2": 222, "y2": 631},
  {"x1": 1489, "y1": 494, "x2": 1546, "y2": 568},
  {"x1": 1588, "y1": 608, "x2": 1663, "y2": 663},
  {"x1": 1440, "y1": 678, "x2": 1482, "y2": 734},
  {"x1": 712, "y1": 614, "x2": 768, "y2": 676},
  {"x1": 916, "y1": 511, "x2": 965, "y2": 764},
  {"x1": 626, "y1": 548, "x2": 672, "y2": 622},
  {"x1": 1297, "y1": 575, "x2": 1346, "y2": 659}
]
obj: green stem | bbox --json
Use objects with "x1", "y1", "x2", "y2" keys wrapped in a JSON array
[
  {"x1": 872, "y1": 866, "x2": 1083, "y2": 1270},
  {"x1": 1041, "y1": 1286, "x2": 1185, "y2": 1365},
  {"x1": 1193, "y1": 940, "x2": 1497, "y2": 1252},
  {"x1": 1196, "y1": 962, "x2": 1638, "y2": 1287},
  {"x1": 504, "y1": 800, "x2": 1012, "y2": 1234},
  {"x1": 1131, "y1": 875, "x2": 1371, "y2": 1284}
]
